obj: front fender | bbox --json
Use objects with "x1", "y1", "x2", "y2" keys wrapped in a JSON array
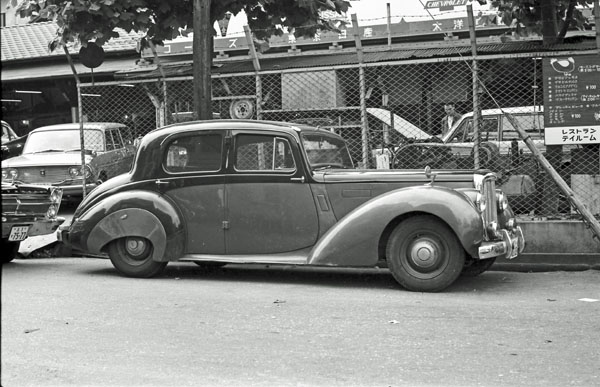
[
  {"x1": 69, "y1": 190, "x2": 185, "y2": 262},
  {"x1": 308, "y1": 185, "x2": 483, "y2": 266}
]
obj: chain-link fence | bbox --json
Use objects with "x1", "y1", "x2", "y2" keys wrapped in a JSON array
[{"x1": 79, "y1": 50, "x2": 599, "y2": 220}]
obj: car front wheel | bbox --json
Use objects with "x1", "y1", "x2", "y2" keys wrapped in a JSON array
[
  {"x1": 108, "y1": 237, "x2": 167, "y2": 278},
  {"x1": 386, "y1": 215, "x2": 465, "y2": 292}
]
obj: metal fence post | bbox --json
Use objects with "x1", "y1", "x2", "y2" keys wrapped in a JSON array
[
  {"x1": 467, "y1": 4, "x2": 480, "y2": 169},
  {"x1": 352, "y1": 14, "x2": 369, "y2": 168}
]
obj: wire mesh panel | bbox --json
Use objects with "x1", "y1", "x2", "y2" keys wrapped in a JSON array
[{"x1": 79, "y1": 53, "x2": 598, "y2": 220}]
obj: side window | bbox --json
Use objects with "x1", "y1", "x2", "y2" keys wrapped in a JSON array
[
  {"x1": 451, "y1": 119, "x2": 472, "y2": 142},
  {"x1": 502, "y1": 113, "x2": 544, "y2": 140},
  {"x1": 105, "y1": 130, "x2": 116, "y2": 151},
  {"x1": 481, "y1": 118, "x2": 499, "y2": 140},
  {"x1": 111, "y1": 129, "x2": 124, "y2": 149},
  {"x1": 456, "y1": 118, "x2": 498, "y2": 142},
  {"x1": 234, "y1": 134, "x2": 296, "y2": 172},
  {"x1": 164, "y1": 133, "x2": 223, "y2": 172}
]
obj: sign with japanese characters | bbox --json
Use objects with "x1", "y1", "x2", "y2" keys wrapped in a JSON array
[
  {"x1": 543, "y1": 55, "x2": 600, "y2": 145},
  {"x1": 144, "y1": 17, "x2": 506, "y2": 58}
]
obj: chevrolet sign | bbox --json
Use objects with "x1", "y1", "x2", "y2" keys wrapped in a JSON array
[{"x1": 425, "y1": 0, "x2": 469, "y2": 9}]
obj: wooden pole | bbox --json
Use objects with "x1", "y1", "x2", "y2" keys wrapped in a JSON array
[
  {"x1": 386, "y1": 3, "x2": 392, "y2": 50},
  {"x1": 64, "y1": 46, "x2": 87, "y2": 198},
  {"x1": 244, "y1": 25, "x2": 262, "y2": 121},
  {"x1": 467, "y1": 4, "x2": 480, "y2": 169},
  {"x1": 193, "y1": 0, "x2": 212, "y2": 120},
  {"x1": 352, "y1": 14, "x2": 369, "y2": 168}
]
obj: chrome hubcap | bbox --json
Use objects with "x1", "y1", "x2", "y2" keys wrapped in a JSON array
[
  {"x1": 409, "y1": 238, "x2": 439, "y2": 269},
  {"x1": 125, "y1": 237, "x2": 147, "y2": 257}
]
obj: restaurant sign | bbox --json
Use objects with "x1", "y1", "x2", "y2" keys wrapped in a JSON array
[{"x1": 543, "y1": 54, "x2": 600, "y2": 145}]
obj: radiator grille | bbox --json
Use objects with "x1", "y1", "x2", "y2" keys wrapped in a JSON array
[{"x1": 13, "y1": 167, "x2": 70, "y2": 185}]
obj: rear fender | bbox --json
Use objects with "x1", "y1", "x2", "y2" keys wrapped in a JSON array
[
  {"x1": 88, "y1": 208, "x2": 167, "y2": 262},
  {"x1": 308, "y1": 185, "x2": 483, "y2": 266},
  {"x1": 71, "y1": 190, "x2": 185, "y2": 262}
]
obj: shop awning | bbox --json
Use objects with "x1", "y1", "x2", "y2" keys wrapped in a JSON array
[{"x1": 1, "y1": 57, "x2": 139, "y2": 82}]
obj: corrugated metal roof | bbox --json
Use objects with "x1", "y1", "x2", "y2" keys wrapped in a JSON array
[
  {"x1": 117, "y1": 37, "x2": 597, "y2": 79},
  {"x1": 1, "y1": 21, "x2": 143, "y2": 62}
]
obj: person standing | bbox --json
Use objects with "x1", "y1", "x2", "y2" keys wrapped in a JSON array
[{"x1": 440, "y1": 103, "x2": 461, "y2": 137}]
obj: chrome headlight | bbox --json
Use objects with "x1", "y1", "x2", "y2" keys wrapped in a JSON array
[
  {"x1": 496, "y1": 192, "x2": 509, "y2": 212},
  {"x1": 50, "y1": 188, "x2": 63, "y2": 204},
  {"x1": 476, "y1": 192, "x2": 487, "y2": 212},
  {"x1": 68, "y1": 166, "x2": 92, "y2": 179},
  {"x1": 473, "y1": 173, "x2": 484, "y2": 190},
  {"x1": 46, "y1": 204, "x2": 58, "y2": 219},
  {"x1": 68, "y1": 166, "x2": 82, "y2": 178},
  {"x1": 4, "y1": 168, "x2": 19, "y2": 179}
]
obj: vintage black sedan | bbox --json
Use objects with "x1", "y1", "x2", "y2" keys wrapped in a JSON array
[{"x1": 59, "y1": 120, "x2": 524, "y2": 292}]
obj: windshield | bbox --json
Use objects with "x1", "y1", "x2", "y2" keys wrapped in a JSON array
[
  {"x1": 23, "y1": 129, "x2": 105, "y2": 154},
  {"x1": 301, "y1": 133, "x2": 354, "y2": 170}
]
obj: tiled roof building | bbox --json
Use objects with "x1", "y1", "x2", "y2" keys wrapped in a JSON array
[{"x1": 1, "y1": 21, "x2": 143, "y2": 63}]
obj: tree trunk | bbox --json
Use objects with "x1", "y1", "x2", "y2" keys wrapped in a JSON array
[
  {"x1": 557, "y1": 0, "x2": 577, "y2": 42},
  {"x1": 541, "y1": 0, "x2": 559, "y2": 45},
  {"x1": 193, "y1": 0, "x2": 213, "y2": 120}
]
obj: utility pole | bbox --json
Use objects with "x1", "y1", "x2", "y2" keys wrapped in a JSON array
[
  {"x1": 467, "y1": 3, "x2": 480, "y2": 169},
  {"x1": 193, "y1": 0, "x2": 213, "y2": 120}
]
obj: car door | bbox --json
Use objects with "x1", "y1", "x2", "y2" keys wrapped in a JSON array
[
  {"x1": 160, "y1": 131, "x2": 226, "y2": 254},
  {"x1": 225, "y1": 131, "x2": 319, "y2": 255}
]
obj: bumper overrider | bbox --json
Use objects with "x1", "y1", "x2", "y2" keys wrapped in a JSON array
[{"x1": 478, "y1": 225, "x2": 525, "y2": 260}]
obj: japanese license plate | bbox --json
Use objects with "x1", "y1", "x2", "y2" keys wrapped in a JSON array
[{"x1": 8, "y1": 226, "x2": 29, "y2": 241}]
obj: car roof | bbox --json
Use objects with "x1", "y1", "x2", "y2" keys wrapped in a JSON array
[
  {"x1": 146, "y1": 119, "x2": 343, "y2": 141},
  {"x1": 30, "y1": 122, "x2": 127, "y2": 133}
]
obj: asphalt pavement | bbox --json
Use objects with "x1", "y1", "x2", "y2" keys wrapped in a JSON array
[{"x1": 2, "y1": 258, "x2": 599, "y2": 386}]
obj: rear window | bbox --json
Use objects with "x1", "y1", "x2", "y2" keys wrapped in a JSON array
[{"x1": 164, "y1": 133, "x2": 223, "y2": 173}]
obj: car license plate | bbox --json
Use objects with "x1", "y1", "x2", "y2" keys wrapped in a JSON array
[{"x1": 8, "y1": 226, "x2": 29, "y2": 241}]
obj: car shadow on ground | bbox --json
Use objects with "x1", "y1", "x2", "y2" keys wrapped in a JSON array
[{"x1": 79, "y1": 260, "x2": 518, "y2": 293}]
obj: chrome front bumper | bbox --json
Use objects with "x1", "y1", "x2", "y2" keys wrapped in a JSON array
[
  {"x1": 2, "y1": 216, "x2": 65, "y2": 239},
  {"x1": 478, "y1": 226, "x2": 525, "y2": 260}
]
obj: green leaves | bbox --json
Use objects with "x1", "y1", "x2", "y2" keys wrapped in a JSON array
[{"x1": 15, "y1": 0, "x2": 350, "y2": 51}]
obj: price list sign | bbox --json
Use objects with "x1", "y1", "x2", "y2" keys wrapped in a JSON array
[{"x1": 543, "y1": 54, "x2": 600, "y2": 145}]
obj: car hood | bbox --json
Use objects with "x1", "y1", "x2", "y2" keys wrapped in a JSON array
[
  {"x1": 2, "y1": 151, "x2": 93, "y2": 168},
  {"x1": 366, "y1": 108, "x2": 434, "y2": 141},
  {"x1": 315, "y1": 168, "x2": 477, "y2": 184}
]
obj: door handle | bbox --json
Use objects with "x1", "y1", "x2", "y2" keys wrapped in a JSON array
[
  {"x1": 290, "y1": 176, "x2": 305, "y2": 183},
  {"x1": 155, "y1": 179, "x2": 170, "y2": 188}
]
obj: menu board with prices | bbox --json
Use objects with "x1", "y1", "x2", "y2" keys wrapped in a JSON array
[{"x1": 543, "y1": 54, "x2": 600, "y2": 145}]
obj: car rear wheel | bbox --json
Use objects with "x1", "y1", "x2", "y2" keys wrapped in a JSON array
[
  {"x1": 461, "y1": 257, "x2": 496, "y2": 277},
  {"x1": 2, "y1": 241, "x2": 20, "y2": 264},
  {"x1": 108, "y1": 237, "x2": 167, "y2": 278},
  {"x1": 386, "y1": 215, "x2": 465, "y2": 292}
]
